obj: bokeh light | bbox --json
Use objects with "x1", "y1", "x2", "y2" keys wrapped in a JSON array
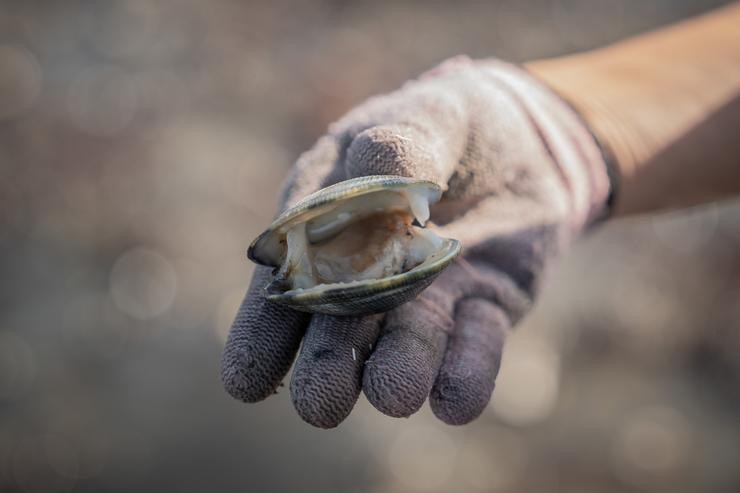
[
  {"x1": 611, "y1": 406, "x2": 692, "y2": 487},
  {"x1": 0, "y1": 331, "x2": 36, "y2": 400},
  {"x1": 109, "y1": 247, "x2": 177, "y2": 320},
  {"x1": 651, "y1": 203, "x2": 719, "y2": 254},
  {"x1": 0, "y1": 44, "x2": 42, "y2": 120},
  {"x1": 66, "y1": 65, "x2": 139, "y2": 136},
  {"x1": 44, "y1": 432, "x2": 108, "y2": 481},
  {"x1": 387, "y1": 425, "x2": 457, "y2": 491},
  {"x1": 456, "y1": 427, "x2": 528, "y2": 491},
  {"x1": 490, "y1": 333, "x2": 561, "y2": 426}
]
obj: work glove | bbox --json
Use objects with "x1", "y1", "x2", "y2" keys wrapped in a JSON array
[{"x1": 221, "y1": 56, "x2": 612, "y2": 428}]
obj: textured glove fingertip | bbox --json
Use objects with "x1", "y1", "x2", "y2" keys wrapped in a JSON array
[
  {"x1": 362, "y1": 356, "x2": 429, "y2": 418},
  {"x1": 289, "y1": 315, "x2": 382, "y2": 429},
  {"x1": 362, "y1": 295, "x2": 452, "y2": 418},
  {"x1": 221, "y1": 326, "x2": 302, "y2": 403},
  {"x1": 429, "y1": 374, "x2": 493, "y2": 425},
  {"x1": 290, "y1": 371, "x2": 354, "y2": 429},
  {"x1": 221, "y1": 343, "x2": 271, "y2": 403},
  {"x1": 221, "y1": 267, "x2": 309, "y2": 404},
  {"x1": 429, "y1": 298, "x2": 508, "y2": 425},
  {"x1": 345, "y1": 125, "x2": 431, "y2": 180}
]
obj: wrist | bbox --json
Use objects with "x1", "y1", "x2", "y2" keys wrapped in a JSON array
[
  {"x1": 527, "y1": 2, "x2": 740, "y2": 216},
  {"x1": 480, "y1": 59, "x2": 613, "y2": 229},
  {"x1": 525, "y1": 58, "x2": 624, "y2": 220},
  {"x1": 525, "y1": 57, "x2": 633, "y2": 166}
]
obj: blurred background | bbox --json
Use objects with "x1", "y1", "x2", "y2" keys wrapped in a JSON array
[{"x1": 1, "y1": 0, "x2": 739, "y2": 492}]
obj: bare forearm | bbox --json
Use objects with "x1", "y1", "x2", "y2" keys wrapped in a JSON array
[{"x1": 528, "y1": 2, "x2": 740, "y2": 216}]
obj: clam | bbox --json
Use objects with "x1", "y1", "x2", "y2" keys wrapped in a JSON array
[{"x1": 248, "y1": 175, "x2": 461, "y2": 316}]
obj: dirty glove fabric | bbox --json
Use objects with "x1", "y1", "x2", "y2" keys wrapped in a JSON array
[{"x1": 221, "y1": 56, "x2": 611, "y2": 427}]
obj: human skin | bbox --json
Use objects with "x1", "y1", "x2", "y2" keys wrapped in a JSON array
[
  {"x1": 528, "y1": 1, "x2": 740, "y2": 215},
  {"x1": 222, "y1": 3, "x2": 740, "y2": 428}
]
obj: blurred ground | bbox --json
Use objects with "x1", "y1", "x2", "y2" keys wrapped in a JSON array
[{"x1": 1, "y1": 1, "x2": 739, "y2": 492}]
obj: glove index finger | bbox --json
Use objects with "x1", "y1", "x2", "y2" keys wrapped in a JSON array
[
  {"x1": 279, "y1": 135, "x2": 346, "y2": 210},
  {"x1": 344, "y1": 122, "x2": 460, "y2": 185},
  {"x1": 341, "y1": 80, "x2": 471, "y2": 185},
  {"x1": 221, "y1": 265, "x2": 310, "y2": 403}
]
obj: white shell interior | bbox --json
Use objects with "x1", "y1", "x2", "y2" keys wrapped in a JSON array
[{"x1": 275, "y1": 187, "x2": 444, "y2": 292}]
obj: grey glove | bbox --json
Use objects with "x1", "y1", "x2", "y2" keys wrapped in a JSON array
[{"x1": 221, "y1": 56, "x2": 611, "y2": 428}]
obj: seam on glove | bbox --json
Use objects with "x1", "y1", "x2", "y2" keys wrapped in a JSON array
[{"x1": 517, "y1": 64, "x2": 619, "y2": 222}]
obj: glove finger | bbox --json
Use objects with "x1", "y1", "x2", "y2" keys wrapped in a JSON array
[
  {"x1": 342, "y1": 85, "x2": 469, "y2": 184},
  {"x1": 430, "y1": 297, "x2": 510, "y2": 425},
  {"x1": 221, "y1": 266, "x2": 311, "y2": 402},
  {"x1": 434, "y1": 195, "x2": 563, "y2": 307},
  {"x1": 362, "y1": 282, "x2": 454, "y2": 418},
  {"x1": 279, "y1": 134, "x2": 347, "y2": 210},
  {"x1": 290, "y1": 314, "x2": 383, "y2": 428},
  {"x1": 222, "y1": 135, "x2": 346, "y2": 402}
]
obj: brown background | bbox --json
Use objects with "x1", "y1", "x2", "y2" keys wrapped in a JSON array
[{"x1": 1, "y1": 1, "x2": 739, "y2": 492}]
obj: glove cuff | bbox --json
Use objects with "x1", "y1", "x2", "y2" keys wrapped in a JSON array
[
  {"x1": 478, "y1": 59, "x2": 615, "y2": 231},
  {"x1": 520, "y1": 66, "x2": 620, "y2": 224}
]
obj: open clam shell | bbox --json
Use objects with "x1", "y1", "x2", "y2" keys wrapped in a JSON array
[{"x1": 248, "y1": 175, "x2": 461, "y2": 316}]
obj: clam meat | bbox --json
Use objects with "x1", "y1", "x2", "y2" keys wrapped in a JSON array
[{"x1": 248, "y1": 175, "x2": 460, "y2": 316}]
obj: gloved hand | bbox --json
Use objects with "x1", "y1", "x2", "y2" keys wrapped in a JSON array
[{"x1": 221, "y1": 56, "x2": 612, "y2": 428}]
